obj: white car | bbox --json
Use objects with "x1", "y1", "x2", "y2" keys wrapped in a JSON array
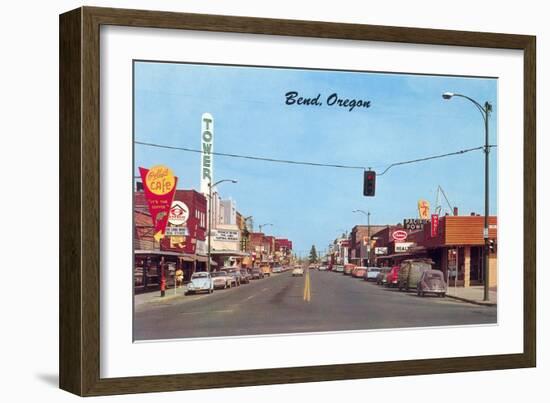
[
  {"x1": 365, "y1": 267, "x2": 382, "y2": 281},
  {"x1": 210, "y1": 270, "x2": 233, "y2": 289},
  {"x1": 185, "y1": 272, "x2": 214, "y2": 294},
  {"x1": 334, "y1": 265, "x2": 344, "y2": 273},
  {"x1": 319, "y1": 265, "x2": 328, "y2": 271},
  {"x1": 292, "y1": 267, "x2": 304, "y2": 276}
]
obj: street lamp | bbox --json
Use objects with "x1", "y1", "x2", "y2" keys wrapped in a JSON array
[
  {"x1": 442, "y1": 91, "x2": 492, "y2": 301},
  {"x1": 353, "y1": 209, "x2": 371, "y2": 266},
  {"x1": 207, "y1": 179, "x2": 238, "y2": 272}
]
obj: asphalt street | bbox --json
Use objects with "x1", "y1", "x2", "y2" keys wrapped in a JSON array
[{"x1": 134, "y1": 270, "x2": 497, "y2": 340}]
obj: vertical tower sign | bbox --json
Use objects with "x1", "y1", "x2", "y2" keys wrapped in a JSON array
[{"x1": 200, "y1": 113, "x2": 214, "y2": 194}]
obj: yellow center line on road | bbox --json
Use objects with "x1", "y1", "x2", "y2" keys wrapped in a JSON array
[{"x1": 303, "y1": 269, "x2": 311, "y2": 302}]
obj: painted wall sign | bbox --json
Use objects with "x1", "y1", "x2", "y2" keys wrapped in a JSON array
[{"x1": 200, "y1": 113, "x2": 214, "y2": 194}]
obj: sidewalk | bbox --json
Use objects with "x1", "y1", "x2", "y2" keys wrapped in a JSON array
[
  {"x1": 134, "y1": 286, "x2": 189, "y2": 306},
  {"x1": 446, "y1": 286, "x2": 497, "y2": 306}
]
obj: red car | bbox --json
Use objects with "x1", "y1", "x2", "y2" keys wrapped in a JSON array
[{"x1": 385, "y1": 266, "x2": 400, "y2": 287}]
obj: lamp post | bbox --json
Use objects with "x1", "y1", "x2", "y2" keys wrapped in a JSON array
[
  {"x1": 353, "y1": 209, "x2": 371, "y2": 266},
  {"x1": 207, "y1": 179, "x2": 237, "y2": 272},
  {"x1": 442, "y1": 92, "x2": 492, "y2": 301}
]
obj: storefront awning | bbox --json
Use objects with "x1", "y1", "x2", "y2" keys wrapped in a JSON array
[
  {"x1": 194, "y1": 255, "x2": 218, "y2": 266},
  {"x1": 134, "y1": 250, "x2": 181, "y2": 257},
  {"x1": 210, "y1": 250, "x2": 250, "y2": 256}
]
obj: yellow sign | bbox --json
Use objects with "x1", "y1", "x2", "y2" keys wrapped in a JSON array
[
  {"x1": 418, "y1": 199, "x2": 430, "y2": 219},
  {"x1": 145, "y1": 165, "x2": 176, "y2": 196}
]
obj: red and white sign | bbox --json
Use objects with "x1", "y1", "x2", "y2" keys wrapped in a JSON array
[
  {"x1": 392, "y1": 230, "x2": 408, "y2": 241},
  {"x1": 138, "y1": 165, "x2": 178, "y2": 241},
  {"x1": 431, "y1": 214, "x2": 439, "y2": 237},
  {"x1": 168, "y1": 200, "x2": 189, "y2": 225}
]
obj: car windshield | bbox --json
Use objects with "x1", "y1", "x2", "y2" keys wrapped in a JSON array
[
  {"x1": 191, "y1": 272, "x2": 208, "y2": 279},
  {"x1": 425, "y1": 272, "x2": 443, "y2": 279},
  {"x1": 211, "y1": 271, "x2": 227, "y2": 277}
]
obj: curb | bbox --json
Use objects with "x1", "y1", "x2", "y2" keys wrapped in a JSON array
[{"x1": 446, "y1": 294, "x2": 497, "y2": 307}]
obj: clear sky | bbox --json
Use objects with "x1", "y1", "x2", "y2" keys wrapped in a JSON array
[{"x1": 134, "y1": 61, "x2": 498, "y2": 256}]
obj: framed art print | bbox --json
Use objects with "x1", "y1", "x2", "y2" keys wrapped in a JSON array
[{"x1": 59, "y1": 6, "x2": 536, "y2": 396}]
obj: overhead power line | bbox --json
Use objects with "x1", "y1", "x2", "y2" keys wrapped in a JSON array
[
  {"x1": 134, "y1": 140, "x2": 496, "y2": 176},
  {"x1": 377, "y1": 145, "x2": 496, "y2": 176}
]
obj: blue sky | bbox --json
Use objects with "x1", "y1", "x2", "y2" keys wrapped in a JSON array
[{"x1": 134, "y1": 61, "x2": 497, "y2": 256}]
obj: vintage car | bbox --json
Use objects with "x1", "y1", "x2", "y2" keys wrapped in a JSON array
[
  {"x1": 364, "y1": 267, "x2": 382, "y2": 281},
  {"x1": 260, "y1": 264, "x2": 272, "y2": 277},
  {"x1": 352, "y1": 266, "x2": 368, "y2": 278},
  {"x1": 385, "y1": 265, "x2": 401, "y2": 287},
  {"x1": 210, "y1": 270, "x2": 233, "y2": 289},
  {"x1": 272, "y1": 265, "x2": 282, "y2": 273},
  {"x1": 226, "y1": 268, "x2": 243, "y2": 286},
  {"x1": 398, "y1": 259, "x2": 434, "y2": 291},
  {"x1": 417, "y1": 270, "x2": 447, "y2": 297},
  {"x1": 334, "y1": 265, "x2": 344, "y2": 273},
  {"x1": 343, "y1": 264, "x2": 356, "y2": 275},
  {"x1": 251, "y1": 268, "x2": 264, "y2": 279},
  {"x1": 239, "y1": 269, "x2": 251, "y2": 284},
  {"x1": 376, "y1": 267, "x2": 391, "y2": 285},
  {"x1": 185, "y1": 272, "x2": 214, "y2": 295},
  {"x1": 292, "y1": 266, "x2": 304, "y2": 277}
]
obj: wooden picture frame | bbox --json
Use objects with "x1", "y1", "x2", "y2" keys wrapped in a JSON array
[{"x1": 59, "y1": 6, "x2": 536, "y2": 396}]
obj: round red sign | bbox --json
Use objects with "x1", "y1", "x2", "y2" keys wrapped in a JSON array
[{"x1": 392, "y1": 230, "x2": 408, "y2": 241}]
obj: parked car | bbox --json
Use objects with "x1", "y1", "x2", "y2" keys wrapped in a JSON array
[
  {"x1": 334, "y1": 265, "x2": 344, "y2": 273},
  {"x1": 417, "y1": 270, "x2": 447, "y2": 297},
  {"x1": 352, "y1": 266, "x2": 368, "y2": 278},
  {"x1": 251, "y1": 268, "x2": 264, "y2": 279},
  {"x1": 364, "y1": 267, "x2": 382, "y2": 281},
  {"x1": 226, "y1": 268, "x2": 243, "y2": 286},
  {"x1": 343, "y1": 264, "x2": 356, "y2": 275},
  {"x1": 318, "y1": 265, "x2": 328, "y2": 271},
  {"x1": 376, "y1": 267, "x2": 391, "y2": 285},
  {"x1": 261, "y1": 264, "x2": 272, "y2": 277},
  {"x1": 272, "y1": 265, "x2": 282, "y2": 274},
  {"x1": 385, "y1": 265, "x2": 400, "y2": 287},
  {"x1": 239, "y1": 269, "x2": 251, "y2": 284},
  {"x1": 398, "y1": 259, "x2": 434, "y2": 291},
  {"x1": 210, "y1": 270, "x2": 233, "y2": 289},
  {"x1": 292, "y1": 266, "x2": 304, "y2": 276},
  {"x1": 185, "y1": 271, "x2": 214, "y2": 294}
]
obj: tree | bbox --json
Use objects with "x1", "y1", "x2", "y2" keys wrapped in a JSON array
[{"x1": 309, "y1": 245, "x2": 318, "y2": 263}]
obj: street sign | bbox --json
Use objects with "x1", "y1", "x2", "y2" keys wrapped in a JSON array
[{"x1": 392, "y1": 230, "x2": 408, "y2": 241}]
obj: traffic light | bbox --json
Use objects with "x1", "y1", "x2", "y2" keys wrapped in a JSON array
[
  {"x1": 488, "y1": 239, "x2": 496, "y2": 253},
  {"x1": 363, "y1": 170, "x2": 376, "y2": 196}
]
